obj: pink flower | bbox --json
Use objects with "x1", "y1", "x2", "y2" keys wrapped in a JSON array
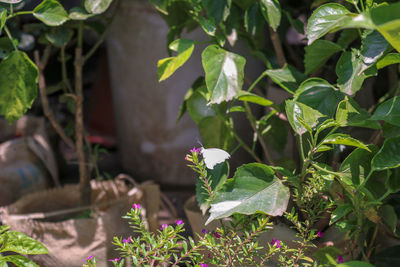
[
  {"x1": 175, "y1": 220, "x2": 183, "y2": 225},
  {"x1": 337, "y1": 255, "x2": 344, "y2": 263},
  {"x1": 200, "y1": 263, "x2": 208, "y2": 267},
  {"x1": 317, "y1": 230, "x2": 323, "y2": 237},
  {"x1": 213, "y1": 231, "x2": 221, "y2": 238},
  {"x1": 161, "y1": 224, "x2": 168, "y2": 230},
  {"x1": 83, "y1": 255, "x2": 93, "y2": 261},
  {"x1": 122, "y1": 237, "x2": 130, "y2": 243},
  {"x1": 132, "y1": 203, "x2": 141, "y2": 209},
  {"x1": 108, "y1": 258, "x2": 121, "y2": 262},
  {"x1": 190, "y1": 146, "x2": 200, "y2": 153},
  {"x1": 270, "y1": 238, "x2": 282, "y2": 248}
]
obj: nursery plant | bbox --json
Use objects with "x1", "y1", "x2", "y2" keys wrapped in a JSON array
[{"x1": 152, "y1": 0, "x2": 400, "y2": 265}]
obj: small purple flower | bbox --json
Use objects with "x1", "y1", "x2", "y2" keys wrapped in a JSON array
[
  {"x1": 213, "y1": 231, "x2": 221, "y2": 238},
  {"x1": 132, "y1": 203, "x2": 141, "y2": 210},
  {"x1": 337, "y1": 255, "x2": 344, "y2": 263},
  {"x1": 270, "y1": 238, "x2": 282, "y2": 248},
  {"x1": 200, "y1": 263, "x2": 208, "y2": 267},
  {"x1": 175, "y1": 220, "x2": 184, "y2": 225},
  {"x1": 83, "y1": 255, "x2": 93, "y2": 262},
  {"x1": 201, "y1": 229, "x2": 208, "y2": 234},
  {"x1": 122, "y1": 237, "x2": 131, "y2": 243},
  {"x1": 190, "y1": 146, "x2": 201, "y2": 153},
  {"x1": 108, "y1": 258, "x2": 121, "y2": 262},
  {"x1": 317, "y1": 230, "x2": 323, "y2": 237},
  {"x1": 161, "y1": 224, "x2": 168, "y2": 230}
]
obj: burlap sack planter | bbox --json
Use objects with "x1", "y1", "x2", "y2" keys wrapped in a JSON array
[{"x1": 0, "y1": 178, "x2": 160, "y2": 267}]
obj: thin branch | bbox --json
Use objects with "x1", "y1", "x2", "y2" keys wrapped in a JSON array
[
  {"x1": 34, "y1": 49, "x2": 76, "y2": 150},
  {"x1": 269, "y1": 27, "x2": 287, "y2": 67}
]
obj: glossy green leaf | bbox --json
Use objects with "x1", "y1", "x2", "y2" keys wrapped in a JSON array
[
  {"x1": 382, "y1": 123, "x2": 400, "y2": 139},
  {"x1": 315, "y1": 145, "x2": 333, "y2": 153},
  {"x1": 372, "y1": 136, "x2": 400, "y2": 171},
  {"x1": 198, "y1": 16, "x2": 217, "y2": 36},
  {"x1": 380, "y1": 205, "x2": 397, "y2": 232},
  {"x1": 84, "y1": 0, "x2": 113, "y2": 14},
  {"x1": 285, "y1": 100, "x2": 325, "y2": 136},
  {"x1": 386, "y1": 168, "x2": 400, "y2": 193},
  {"x1": 330, "y1": 203, "x2": 352, "y2": 225},
  {"x1": 45, "y1": 27, "x2": 73, "y2": 48},
  {"x1": 206, "y1": 163, "x2": 290, "y2": 224},
  {"x1": 158, "y1": 39, "x2": 195, "y2": 82},
  {"x1": 198, "y1": 116, "x2": 234, "y2": 151},
  {"x1": 202, "y1": 0, "x2": 231, "y2": 24},
  {"x1": 377, "y1": 53, "x2": 400, "y2": 69},
  {"x1": 0, "y1": 51, "x2": 38, "y2": 123},
  {"x1": 322, "y1": 133, "x2": 370, "y2": 151},
  {"x1": 0, "y1": 231, "x2": 48, "y2": 254},
  {"x1": 263, "y1": 64, "x2": 306, "y2": 94},
  {"x1": 236, "y1": 91, "x2": 273, "y2": 106},
  {"x1": 260, "y1": 0, "x2": 281, "y2": 31},
  {"x1": 338, "y1": 261, "x2": 375, "y2": 267},
  {"x1": 336, "y1": 97, "x2": 380, "y2": 129},
  {"x1": 336, "y1": 50, "x2": 377, "y2": 96},
  {"x1": 186, "y1": 82, "x2": 215, "y2": 124},
  {"x1": 0, "y1": 8, "x2": 6, "y2": 32},
  {"x1": 337, "y1": 29, "x2": 358, "y2": 49},
  {"x1": 360, "y1": 30, "x2": 388, "y2": 73},
  {"x1": 33, "y1": 0, "x2": 69, "y2": 26},
  {"x1": 371, "y1": 96, "x2": 400, "y2": 127},
  {"x1": 294, "y1": 78, "x2": 343, "y2": 118},
  {"x1": 202, "y1": 45, "x2": 245, "y2": 104},
  {"x1": 0, "y1": 255, "x2": 39, "y2": 267},
  {"x1": 244, "y1": 3, "x2": 265, "y2": 48},
  {"x1": 69, "y1": 6, "x2": 95, "y2": 20},
  {"x1": 304, "y1": 40, "x2": 343, "y2": 75},
  {"x1": 370, "y1": 2, "x2": 400, "y2": 53}
]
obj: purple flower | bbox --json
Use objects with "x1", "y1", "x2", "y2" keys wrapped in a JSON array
[
  {"x1": 83, "y1": 255, "x2": 93, "y2": 261},
  {"x1": 317, "y1": 230, "x2": 323, "y2": 237},
  {"x1": 175, "y1": 220, "x2": 183, "y2": 225},
  {"x1": 190, "y1": 146, "x2": 201, "y2": 153},
  {"x1": 200, "y1": 263, "x2": 208, "y2": 267},
  {"x1": 213, "y1": 231, "x2": 221, "y2": 238},
  {"x1": 122, "y1": 237, "x2": 130, "y2": 243},
  {"x1": 201, "y1": 229, "x2": 208, "y2": 234},
  {"x1": 161, "y1": 224, "x2": 168, "y2": 230},
  {"x1": 337, "y1": 255, "x2": 344, "y2": 263},
  {"x1": 132, "y1": 203, "x2": 141, "y2": 210},
  {"x1": 270, "y1": 238, "x2": 282, "y2": 248},
  {"x1": 108, "y1": 258, "x2": 121, "y2": 262}
]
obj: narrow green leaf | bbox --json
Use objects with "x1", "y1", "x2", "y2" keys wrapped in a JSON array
[
  {"x1": 149, "y1": 0, "x2": 168, "y2": 15},
  {"x1": 236, "y1": 91, "x2": 273, "y2": 106},
  {"x1": 336, "y1": 97, "x2": 380, "y2": 129},
  {"x1": 206, "y1": 163, "x2": 290, "y2": 224},
  {"x1": 285, "y1": 100, "x2": 325, "y2": 136},
  {"x1": 336, "y1": 50, "x2": 377, "y2": 95},
  {"x1": 304, "y1": 40, "x2": 343, "y2": 75},
  {"x1": 45, "y1": 27, "x2": 73, "y2": 48},
  {"x1": 263, "y1": 64, "x2": 306, "y2": 94},
  {"x1": 69, "y1": 6, "x2": 95, "y2": 20},
  {"x1": 0, "y1": 51, "x2": 38, "y2": 122},
  {"x1": 260, "y1": 0, "x2": 281, "y2": 31},
  {"x1": 0, "y1": 255, "x2": 39, "y2": 267},
  {"x1": 371, "y1": 96, "x2": 400, "y2": 127},
  {"x1": 1, "y1": 231, "x2": 48, "y2": 254},
  {"x1": 372, "y1": 136, "x2": 400, "y2": 171},
  {"x1": 84, "y1": 0, "x2": 113, "y2": 14},
  {"x1": 322, "y1": 133, "x2": 370, "y2": 151},
  {"x1": 377, "y1": 53, "x2": 400, "y2": 69},
  {"x1": 158, "y1": 39, "x2": 195, "y2": 82},
  {"x1": 202, "y1": 45, "x2": 245, "y2": 104},
  {"x1": 0, "y1": 8, "x2": 6, "y2": 32},
  {"x1": 33, "y1": 0, "x2": 69, "y2": 26}
]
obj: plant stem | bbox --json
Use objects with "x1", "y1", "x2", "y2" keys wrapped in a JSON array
[
  {"x1": 247, "y1": 73, "x2": 266, "y2": 93},
  {"x1": 4, "y1": 26, "x2": 17, "y2": 51},
  {"x1": 268, "y1": 27, "x2": 286, "y2": 67},
  {"x1": 60, "y1": 46, "x2": 73, "y2": 92},
  {"x1": 7, "y1": 10, "x2": 33, "y2": 19}
]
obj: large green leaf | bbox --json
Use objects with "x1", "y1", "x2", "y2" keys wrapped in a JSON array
[
  {"x1": 294, "y1": 78, "x2": 343, "y2": 118},
  {"x1": 372, "y1": 136, "x2": 400, "y2": 171},
  {"x1": 206, "y1": 163, "x2": 289, "y2": 224},
  {"x1": 236, "y1": 91, "x2": 273, "y2": 106},
  {"x1": 285, "y1": 100, "x2": 325, "y2": 136},
  {"x1": 84, "y1": 0, "x2": 113, "y2": 14},
  {"x1": 33, "y1": 0, "x2": 69, "y2": 26},
  {"x1": 0, "y1": 231, "x2": 48, "y2": 254},
  {"x1": 304, "y1": 40, "x2": 343, "y2": 75},
  {"x1": 202, "y1": 45, "x2": 245, "y2": 104},
  {"x1": 371, "y1": 96, "x2": 400, "y2": 127},
  {"x1": 377, "y1": 53, "x2": 400, "y2": 69},
  {"x1": 336, "y1": 50, "x2": 377, "y2": 96},
  {"x1": 370, "y1": 2, "x2": 400, "y2": 52},
  {"x1": 322, "y1": 133, "x2": 370, "y2": 151},
  {"x1": 0, "y1": 255, "x2": 39, "y2": 267},
  {"x1": 198, "y1": 116, "x2": 234, "y2": 151},
  {"x1": 336, "y1": 97, "x2": 380, "y2": 129},
  {"x1": 0, "y1": 51, "x2": 38, "y2": 122},
  {"x1": 360, "y1": 30, "x2": 388, "y2": 73},
  {"x1": 263, "y1": 64, "x2": 306, "y2": 94},
  {"x1": 202, "y1": 0, "x2": 231, "y2": 24},
  {"x1": 260, "y1": 0, "x2": 281, "y2": 31},
  {"x1": 158, "y1": 39, "x2": 195, "y2": 82}
]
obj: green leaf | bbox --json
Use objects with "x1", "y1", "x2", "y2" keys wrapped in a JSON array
[
  {"x1": 336, "y1": 50, "x2": 377, "y2": 96},
  {"x1": 380, "y1": 205, "x2": 397, "y2": 232},
  {"x1": 294, "y1": 78, "x2": 343, "y2": 118},
  {"x1": 285, "y1": 11, "x2": 304, "y2": 34},
  {"x1": 285, "y1": 100, "x2": 325, "y2": 136},
  {"x1": 382, "y1": 123, "x2": 400, "y2": 139},
  {"x1": 304, "y1": 40, "x2": 343, "y2": 75},
  {"x1": 330, "y1": 203, "x2": 352, "y2": 225},
  {"x1": 69, "y1": 6, "x2": 95, "y2": 20},
  {"x1": 84, "y1": 0, "x2": 113, "y2": 14},
  {"x1": 0, "y1": 8, "x2": 6, "y2": 32},
  {"x1": 0, "y1": 51, "x2": 38, "y2": 123},
  {"x1": 386, "y1": 168, "x2": 400, "y2": 193},
  {"x1": 338, "y1": 261, "x2": 375, "y2": 267},
  {"x1": 337, "y1": 29, "x2": 359, "y2": 49},
  {"x1": 0, "y1": 255, "x2": 39, "y2": 267},
  {"x1": 198, "y1": 16, "x2": 217, "y2": 36},
  {"x1": 313, "y1": 246, "x2": 342, "y2": 265},
  {"x1": 370, "y1": 2, "x2": 400, "y2": 53},
  {"x1": 260, "y1": 0, "x2": 281, "y2": 31},
  {"x1": 263, "y1": 64, "x2": 306, "y2": 94},
  {"x1": 158, "y1": 39, "x2": 195, "y2": 82},
  {"x1": 336, "y1": 97, "x2": 380, "y2": 129},
  {"x1": 236, "y1": 91, "x2": 273, "y2": 106},
  {"x1": 45, "y1": 27, "x2": 73, "y2": 48},
  {"x1": 202, "y1": 0, "x2": 231, "y2": 24},
  {"x1": 371, "y1": 96, "x2": 400, "y2": 127},
  {"x1": 202, "y1": 45, "x2": 245, "y2": 104},
  {"x1": 33, "y1": 0, "x2": 69, "y2": 26},
  {"x1": 262, "y1": 115, "x2": 288, "y2": 153},
  {"x1": 206, "y1": 163, "x2": 290, "y2": 224},
  {"x1": 198, "y1": 116, "x2": 234, "y2": 151},
  {"x1": 1, "y1": 231, "x2": 48, "y2": 254},
  {"x1": 372, "y1": 136, "x2": 400, "y2": 171},
  {"x1": 186, "y1": 82, "x2": 215, "y2": 124},
  {"x1": 360, "y1": 30, "x2": 388, "y2": 73},
  {"x1": 322, "y1": 133, "x2": 371, "y2": 151},
  {"x1": 0, "y1": 225, "x2": 9, "y2": 234},
  {"x1": 244, "y1": 3, "x2": 265, "y2": 48},
  {"x1": 149, "y1": 0, "x2": 168, "y2": 15},
  {"x1": 377, "y1": 53, "x2": 400, "y2": 69},
  {"x1": 0, "y1": 37, "x2": 17, "y2": 59}
]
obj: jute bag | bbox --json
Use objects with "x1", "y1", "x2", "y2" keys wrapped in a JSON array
[{"x1": 0, "y1": 176, "x2": 160, "y2": 267}]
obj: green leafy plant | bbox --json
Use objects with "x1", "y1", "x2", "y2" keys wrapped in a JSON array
[{"x1": 0, "y1": 225, "x2": 48, "y2": 267}]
